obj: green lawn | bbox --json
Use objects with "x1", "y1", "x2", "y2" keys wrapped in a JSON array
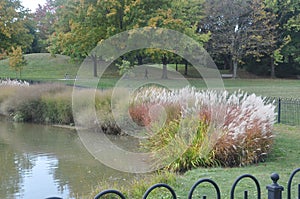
[
  {"x1": 1, "y1": 54, "x2": 299, "y2": 99},
  {"x1": 96, "y1": 77, "x2": 300, "y2": 98},
  {"x1": 173, "y1": 124, "x2": 300, "y2": 199},
  {"x1": 0, "y1": 53, "x2": 80, "y2": 81},
  {"x1": 89, "y1": 125, "x2": 300, "y2": 199},
  {"x1": 89, "y1": 124, "x2": 300, "y2": 199}
]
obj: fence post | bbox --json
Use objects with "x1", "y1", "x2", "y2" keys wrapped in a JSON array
[
  {"x1": 277, "y1": 98, "x2": 281, "y2": 123},
  {"x1": 266, "y1": 173, "x2": 284, "y2": 199}
]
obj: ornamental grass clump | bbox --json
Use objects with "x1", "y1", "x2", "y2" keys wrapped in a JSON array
[
  {"x1": 0, "y1": 84, "x2": 73, "y2": 124},
  {"x1": 130, "y1": 86, "x2": 276, "y2": 171}
]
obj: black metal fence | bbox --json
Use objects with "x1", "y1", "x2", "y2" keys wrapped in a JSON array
[
  {"x1": 276, "y1": 98, "x2": 300, "y2": 126},
  {"x1": 89, "y1": 168, "x2": 300, "y2": 199}
]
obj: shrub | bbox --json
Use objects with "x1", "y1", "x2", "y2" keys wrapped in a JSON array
[
  {"x1": 95, "y1": 90, "x2": 122, "y2": 135},
  {"x1": 0, "y1": 84, "x2": 74, "y2": 124},
  {"x1": 73, "y1": 89, "x2": 122, "y2": 134},
  {"x1": 42, "y1": 91, "x2": 73, "y2": 124},
  {"x1": 131, "y1": 87, "x2": 276, "y2": 171}
]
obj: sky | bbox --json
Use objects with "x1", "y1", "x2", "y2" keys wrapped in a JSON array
[{"x1": 21, "y1": 0, "x2": 47, "y2": 12}]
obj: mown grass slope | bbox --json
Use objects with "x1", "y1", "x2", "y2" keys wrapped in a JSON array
[{"x1": 0, "y1": 53, "x2": 80, "y2": 81}]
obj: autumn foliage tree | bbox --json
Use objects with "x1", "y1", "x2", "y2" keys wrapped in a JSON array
[
  {"x1": 47, "y1": 0, "x2": 210, "y2": 77},
  {"x1": 33, "y1": 0, "x2": 57, "y2": 52},
  {"x1": 9, "y1": 46, "x2": 27, "y2": 78},
  {"x1": 245, "y1": 0, "x2": 281, "y2": 78},
  {"x1": 0, "y1": 0, "x2": 33, "y2": 53},
  {"x1": 40, "y1": 0, "x2": 299, "y2": 77}
]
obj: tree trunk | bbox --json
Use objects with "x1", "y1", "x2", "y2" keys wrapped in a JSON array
[
  {"x1": 92, "y1": 55, "x2": 98, "y2": 77},
  {"x1": 162, "y1": 64, "x2": 168, "y2": 79},
  {"x1": 233, "y1": 60, "x2": 238, "y2": 79},
  {"x1": 175, "y1": 62, "x2": 178, "y2": 71},
  {"x1": 136, "y1": 55, "x2": 143, "y2": 65},
  {"x1": 184, "y1": 60, "x2": 188, "y2": 76},
  {"x1": 161, "y1": 55, "x2": 168, "y2": 79},
  {"x1": 224, "y1": 55, "x2": 232, "y2": 70},
  {"x1": 271, "y1": 57, "x2": 275, "y2": 78}
]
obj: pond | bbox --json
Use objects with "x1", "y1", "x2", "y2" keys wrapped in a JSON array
[{"x1": 0, "y1": 120, "x2": 140, "y2": 199}]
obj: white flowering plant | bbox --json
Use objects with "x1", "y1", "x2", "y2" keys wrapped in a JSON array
[
  {"x1": 0, "y1": 78, "x2": 29, "y2": 87},
  {"x1": 130, "y1": 86, "x2": 276, "y2": 171}
]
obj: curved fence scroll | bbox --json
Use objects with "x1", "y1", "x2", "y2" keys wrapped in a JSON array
[{"x1": 47, "y1": 168, "x2": 300, "y2": 199}]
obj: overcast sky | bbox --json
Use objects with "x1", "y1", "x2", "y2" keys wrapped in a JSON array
[{"x1": 21, "y1": 0, "x2": 47, "y2": 12}]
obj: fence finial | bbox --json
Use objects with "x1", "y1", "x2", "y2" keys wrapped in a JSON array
[{"x1": 266, "y1": 173, "x2": 284, "y2": 199}]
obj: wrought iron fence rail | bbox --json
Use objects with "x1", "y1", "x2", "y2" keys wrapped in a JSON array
[{"x1": 48, "y1": 168, "x2": 300, "y2": 199}]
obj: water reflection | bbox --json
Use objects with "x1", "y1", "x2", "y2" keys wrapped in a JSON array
[
  {"x1": 0, "y1": 120, "x2": 138, "y2": 199},
  {"x1": 16, "y1": 155, "x2": 71, "y2": 199}
]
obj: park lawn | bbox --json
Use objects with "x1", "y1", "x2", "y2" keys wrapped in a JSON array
[
  {"x1": 89, "y1": 124, "x2": 300, "y2": 199},
  {"x1": 172, "y1": 124, "x2": 300, "y2": 199},
  {"x1": 0, "y1": 54, "x2": 299, "y2": 98},
  {"x1": 0, "y1": 53, "x2": 80, "y2": 81},
  {"x1": 99, "y1": 77, "x2": 300, "y2": 98},
  {"x1": 188, "y1": 78, "x2": 300, "y2": 98},
  {"x1": 171, "y1": 125, "x2": 300, "y2": 198}
]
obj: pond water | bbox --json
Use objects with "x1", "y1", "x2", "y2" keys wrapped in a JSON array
[{"x1": 0, "y1": 120, "x2": 140, "y2": 199}]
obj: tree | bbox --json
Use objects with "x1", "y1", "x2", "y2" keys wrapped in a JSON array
[
  {"x1": 33, "y1": 0, "x2": 57, "y2": 52},
  {"x1": 48, "y1": 0, "x2": 210, "y2": 78},
  {"x1": 9, "y1": 46, "x2": 27, "y2": 78},
  {"x1": 271, "y1": 0, "x2": 300, "y2": 66},
  {"x1": 172, "y1": 0, "x2": 210, "y2": 76},
  {"x1": 245, "y1": 0, "x2": 280, "y2": 78},
  {"x1": 0, "y1": 0, "x2": 34, "y2": 53},
  {"x1": 201, "y1": 0, "x2": 252, "y2": 78}
]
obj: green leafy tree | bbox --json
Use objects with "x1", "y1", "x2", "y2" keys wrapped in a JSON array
[
  {"x1": 9, "y1": 46, "x2": 27, "y2": 78},
  {"x1": 33, "y1": 0, "x2": 57, "y2": 52},
  {"x1": 245, "y1": 0, "x2": 281, "y2": 78},
  {"x1": 48, "y1": 0, "x2": 209, "y2": 78},
  {"x1": 0, "y1": 0, "x2": 33, "y2": 52},
  {"x1": 271, "y1": 0, "x2": 300, "y2": 65},
  {"x1": 201, "y1": 0, "x2": 252, "y2": 78},
  {"x1": 48, "y1": 0, "x2": 108, "y2": 76}
]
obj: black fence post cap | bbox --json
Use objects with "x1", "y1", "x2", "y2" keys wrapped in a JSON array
[
  {"x1": 271, "y1": 173, "x2": 280, "y2": 185},
  {"x1": 266, "y1": 173, "x2": 284, "y2": 192}
]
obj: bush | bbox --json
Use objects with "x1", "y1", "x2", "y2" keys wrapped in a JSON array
[
  {"x1": 130, "y1": 87, "x2": 276, "y2": 171},
  {"x1": 73, "y1": 89, "x2": 122, "y2": 134},
  {"x1": 0, "y1": 84, "x2": 74, "y2": 124},
  {"x1": 42, "y1": 92, "x2": 73, "y2": 124}
]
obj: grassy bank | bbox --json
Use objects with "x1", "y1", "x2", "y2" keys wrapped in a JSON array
[
  {"x1": 89, "y1": 124, "x2": 300, "y2": 199},
  {"x1": 1, "y1": 54, "x2": 299, "y2": 98},
  {"x1": 107, "y1": 77, "x2": 300, "y2": 98},
  {"x1": 0, "y1": 84, "x2": 74, "y2": 124},
  {"x1": 0, "y1": 85, "x2": 122, "y2": 135},
  {"x1": 0, "y1": 53, "x2": 80, "y2": 81},
  {"x1": 1, "y1": 80, "x2": 299, "y2": 127}
]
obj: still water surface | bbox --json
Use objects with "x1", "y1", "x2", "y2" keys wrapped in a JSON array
[{"x1": 0, "y1": 120, "x2": 139, "y2": 199}]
